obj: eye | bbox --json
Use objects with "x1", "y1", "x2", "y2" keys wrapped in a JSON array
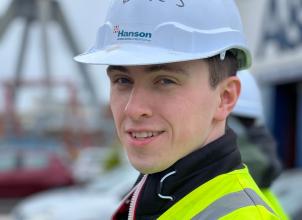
[
  {"x1": 111, "y1": 76, "x2": 132, "y2": 85},
  {"x1": 115, "y1": 77, "x2": 132, "y2": 84},
  {"x1": 157, "y1": 78, "x2": 177, "y2": 85}
]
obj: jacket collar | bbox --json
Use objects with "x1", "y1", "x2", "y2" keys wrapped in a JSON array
[{"x1": 136, "y1": 128, "x2": 243, "y2": 219}]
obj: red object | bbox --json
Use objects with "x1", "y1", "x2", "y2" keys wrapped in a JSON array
[{"x1": 0, "y1": 149, "x2": 74, "y2": 198}]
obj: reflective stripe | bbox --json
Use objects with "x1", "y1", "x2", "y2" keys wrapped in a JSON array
[{"x1": 192, "y1": 188, "x2": 275, "y2": 220}]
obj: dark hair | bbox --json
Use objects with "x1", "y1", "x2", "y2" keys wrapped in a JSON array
[{"x1": 206, "y1": 50, "x2": 239, "y2": 88}]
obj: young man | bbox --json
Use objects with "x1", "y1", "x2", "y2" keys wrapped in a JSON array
[{"x1": 75, "y1": 1, "x2": 281, "y2": 219}]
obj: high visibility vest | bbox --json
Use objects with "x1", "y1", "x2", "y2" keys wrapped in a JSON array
[
  {"x1": 261, "y1": 189, "x2": 289, "y2": 220},
  {"x1": 158, "y1": 167, "x2": 281, "y2": 220}
]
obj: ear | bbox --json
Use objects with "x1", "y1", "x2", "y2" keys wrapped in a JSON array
[{"x1": 214, "y1": 76, "x2": 241, "y2": 121}]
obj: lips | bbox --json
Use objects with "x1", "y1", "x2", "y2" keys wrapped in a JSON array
[
  {"x1": 124, "y1": 127, "x2": 165, "y2": 147},
  {"x1": 130, "y1": 131, "x2": 163, "y2": 139},
  {"x1": 125, "y1": 128, "x2": 165, "y2": 146}
]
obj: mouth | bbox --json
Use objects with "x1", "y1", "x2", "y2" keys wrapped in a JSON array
[{"x1": 128, "y1": 131, "x2": 164, "y2": 140}]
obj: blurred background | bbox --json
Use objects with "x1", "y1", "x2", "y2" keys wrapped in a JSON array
[{"x1": 0, "y1": 0, "x2": 301, "y2": 219}]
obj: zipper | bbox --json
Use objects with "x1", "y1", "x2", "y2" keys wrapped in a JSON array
[{"x1": 128, "y1": 174, "x2": 148, "y2": 220}]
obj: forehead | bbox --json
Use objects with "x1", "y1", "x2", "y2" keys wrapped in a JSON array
[{"x1": 106, "y1": 60, "x2": 209, "y2": 75}]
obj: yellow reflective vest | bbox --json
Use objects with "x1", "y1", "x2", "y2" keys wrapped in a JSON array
[
  {"x1": 262, "y1": 189, "x2": 289, "y2": 220},
  {"x1": 158, "y1": 167, "x2": 282, "y2": 220}
]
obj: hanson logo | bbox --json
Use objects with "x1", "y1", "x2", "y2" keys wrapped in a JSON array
[{"x1": 113, "y1": 25, "x2": 152, "y2": 41}]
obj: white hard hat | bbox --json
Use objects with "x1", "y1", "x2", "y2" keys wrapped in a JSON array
[
  {"x1": 232, "y1": 70, "x2": 264, "y2": 119},
  {"x1": 75, "y1": 0, "x2": 251, "y2": 69}
]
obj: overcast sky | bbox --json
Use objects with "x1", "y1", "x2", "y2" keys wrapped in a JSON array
[{"x1": 0, "y1": 0, "x2": 112, "y2": 111}]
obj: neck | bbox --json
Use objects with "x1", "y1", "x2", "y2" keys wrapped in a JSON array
[{"x1": 203, "y1": 120, "x2": 226, "y2": 147}]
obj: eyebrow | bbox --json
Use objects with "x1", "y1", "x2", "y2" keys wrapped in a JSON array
[
  {"x1": 146, "y1": 64, "x2": 188, "y2": 75},
  {"x1": 107, "y1": 65, "x2": 129, "y2": 74},
  {"x1": 107, "y1": 64, "x2": 188, "y2": 75}
]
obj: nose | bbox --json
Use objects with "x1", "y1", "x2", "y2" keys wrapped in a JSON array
[{"x1": 124, "y1": 87, "x2": 153, "y2": 121}]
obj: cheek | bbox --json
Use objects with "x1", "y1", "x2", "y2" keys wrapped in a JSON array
[
  {"x1": 170, "y1": 93, "x2": 215, "y2": 140},
  {"x1": 110, "y1": 93, "x2": 125, "y2": 128},
  {"x1": 174, "y1": 110, "x2": 205, "y2": 141}
]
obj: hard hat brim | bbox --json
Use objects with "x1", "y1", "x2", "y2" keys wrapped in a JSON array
[{"x1": 74, "y1": 43, "x2": 251, "y2": 69}]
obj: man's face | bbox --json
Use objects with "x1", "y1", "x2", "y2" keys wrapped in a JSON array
[{"x1": 107, "y1": 60, "x2": 226, "y2": 174}]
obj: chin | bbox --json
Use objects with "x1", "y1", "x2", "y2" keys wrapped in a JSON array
[
  {"x1": 131, "y1": 163, "x2": 159, "y2": 174},
  {"x1": 130, "y1": 159, "x2": 172, "y2": 174}
]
